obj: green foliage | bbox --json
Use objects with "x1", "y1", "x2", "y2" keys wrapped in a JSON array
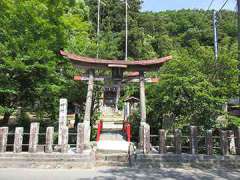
[
  {"x1": 229, "y1": 115, "x2": 240, "y2": 127},
  {"x1": 142, "y1": 10, "x2": 239, "y2": 131},
  {"x1": 125, "y1": 9, "x2": 238, "y2": 131},
  {"x1": 0, "y1": 0, "x2": 90, "y2": 124},
  {"x1": 0, "y1": 0, "x2": 238, "y2": 133}
]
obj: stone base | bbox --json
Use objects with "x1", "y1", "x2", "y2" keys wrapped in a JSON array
[
  {"x1": 0, "y1": 151, "x2": 240, "y2": 169},
  {"x1": 132, "y1": 153, "x2": 240, "y2": 169},
  {"x1": 53, "y1": 145, "x2": 71, "y2": 153},
  {"x1": 0, "y1": 151, "x2": 95, "y2": 169},
  {"x1": 139, "y1": 123, "x2": 150, "y2": 153}
]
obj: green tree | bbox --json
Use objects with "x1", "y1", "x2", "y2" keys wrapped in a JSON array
[{"x1": 0, "y1": 0, "x2": 90, "y2": 124}]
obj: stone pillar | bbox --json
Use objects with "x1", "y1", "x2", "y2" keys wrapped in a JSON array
[
  {"x1": 236, "y1": 127, "x2": 240, "y2": 155},
  {"x1": 220, "y1": 130, "x2": 229, "y2": 155},
  {"x1": 83, "y1": 69, "x2": 94, "y2": 143},
  {"x1": 14, "y1": 127, "x2": 23, "y2": 153},
  {"x1": 76, "y1": 123, "x2": 85, "y2": 153},
  {"x1": 115, "y1": 82, "x2": 121, "y2": 112},
  {"x1": 190, "y1": 126, "x2": 198, "y2": 154},
  {"x1": 124, "y1": 102, "x2": 130, "y2": 121},
  {"x1": 159, "y1": 129, "x2": 166, "y2": 154},
  {"x1": 206, "y1": 130, "x2": 213, "y2": 155},
  {"x1": 45, "y1": 127, "x2": 54, "y2": 153},
  {"x1": 228, "y1": 130, "x2": 236, "y2": 155},
  {"x1": 58, "y1": 98, "x2": 68, "y2": 145},
  {"x1": 61, "y1": 126, "x2": 69, "y2": 153},
  {"x1": 29, "y1": 123, "x2": 39, "y2": 153},
  {"x1": 139, "y1": 123, "x2": 150, "y2": 154},
  {"x1": 174, "y1": 129, "x2": 182, "y2": 154},
  {"x1": 0, "y1": 127, "x2": 8, "y2": 152},
  {"x1": 139, "y1": 71, "x2": 146, "y2": 124}
]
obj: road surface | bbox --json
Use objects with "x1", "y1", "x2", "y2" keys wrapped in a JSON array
[{"x1": 0, "y1": 167, "x2": 239, "y2": 180}]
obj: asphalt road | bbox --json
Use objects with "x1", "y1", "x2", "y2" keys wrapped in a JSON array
[{"x1": 0, "y1": 167, "x2": 239, "y2": 180}]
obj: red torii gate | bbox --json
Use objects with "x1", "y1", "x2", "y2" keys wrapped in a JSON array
[{"x1": 60, "y1": 50, "x2": 172, "y2": 144}]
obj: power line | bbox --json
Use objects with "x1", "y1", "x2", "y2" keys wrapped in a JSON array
[
  {"x1": 125, "y1": 0, "x2": 128, "y2": 61},
  {"x1": 96, "y1": 0, "x2": 101, "y2": 59},
  {"x1": 218, "y1": 0, "x2": 230, "y2": 13},
  {"x1": 213, "y1": 10, "x2": 218, "y2": 63},
  {"x1": 237, "y1": 0, "x2": 240, "y2": 102},
  {"x1": 207, "y1": 0, "x2": 215, "y2": 10}
]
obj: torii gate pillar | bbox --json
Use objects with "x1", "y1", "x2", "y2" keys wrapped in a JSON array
[
  {"x1": 83, "y1": 69, "x2": 94, "y2": 143},
  {"x1": 139, "y1": 71, "x2": 151, "y2": 153},
  {"x1": 139, "y1": 71, "x2": 146, "y2": 124}
]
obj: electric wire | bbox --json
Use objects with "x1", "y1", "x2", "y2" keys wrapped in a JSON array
[
  {"x1": 207, "y1": 0, "x2": 215, "y2": 10},
  {"x1": 218, "y1": 0, "x2": 230, "y2": 13}
]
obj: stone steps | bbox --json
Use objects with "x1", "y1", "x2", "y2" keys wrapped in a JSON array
[
  {"x1": 97, "y1": 140, "x2": 129, "y2": 152},
  {"x1": 100, "y1": 132, "x2": 125, "y2": 141},
  {"x1": 102, "y1": 123, "x2": 123, "y2": 130},
  {"x1": 96, "y1": 161, "x2": 129, "y2": 167},
  {"x1": 96, "y1": 153, "x2": 129, "y2": 167},
  {"x1": 100, "y1": 118, "x2": 123, "y2": 122}
]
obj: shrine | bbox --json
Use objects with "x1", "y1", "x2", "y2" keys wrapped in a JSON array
[
  {"x1": 60, "y1": 50, "x2": 172, "y2": 151},
  {"x1": 57, "y1": 0, "x2": 172, "y2": 152}
]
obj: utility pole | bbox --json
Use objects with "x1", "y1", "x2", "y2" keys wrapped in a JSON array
[
  {"x1": 213, "y1": 10, "x2": 218, "y2": 63},
  {"x1": 97, "y1": 0, "x2": 101, "y2": 59},
  {"x1": 125, "y1": 0, "x2": 128, "y2": 61},
  {"x1": 238, "y1": 0, "x2": 240, "y2": 102}
]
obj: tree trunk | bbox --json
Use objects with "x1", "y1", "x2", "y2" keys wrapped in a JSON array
[{"x1": 2, "y1": 112, "x2": 10, "y2": 125}]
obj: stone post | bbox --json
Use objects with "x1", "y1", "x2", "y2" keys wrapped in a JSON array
[
  {"x1": 58, "y1": 98, "x2": 68, "y2": 145},
  {"x1": 45, "y1": 127, "x2": 54, "y2": 153},
  {"x1": 76, "y1": 123, "x2": 85, "y2": 153},
  {"x1": 83, "y1": 69, "x2": 94, "y2": 143},
  {"x1": 139, "y1": 71, "x2": 146, "y2": 124},
  {"x1": 159, "y1": 129, "x2": 166, "y2": 154},
  {"x1": 220, "y1": 130, "x2": 229, "y2": 155},
  {"x1": 190, "y1": 126, "x2": 198, "y2": 154},
  {"x1": 115, "y1": 82, "x2": 121, "y2": 112},
  {"x1": 236, "y1": 127, "x2": 240, "y2": 155},
  {"x1": 139, "y1": 125, "x2": 144, "y2": 149},
  {"x1": 0, "y1": 127, "x2": 8, "y2": 152},
  {"x1": 124, "y1": 102, "x2": 130, "y2": 121},
  {"x1": 206, "y1": 130, "x2": 213, "y2": 155},
  {"x1": 61, "y1": 126, "x2": 69, "y2": 153},
  {"x1": 14, "y1": 127, "x2": 23, "y2": 153},
  {"x1": 174, "y1": 129, "x2": 182, "y2": 154},
  {"x1": 228, "y1": 130, "x2": 236, "y2": 155},
  {"x1": 29, "y1": 123, "x2": 39, "y2": 153},
  {"x1": 139, "y1": 123, "x2": 150, "y2": 154}
]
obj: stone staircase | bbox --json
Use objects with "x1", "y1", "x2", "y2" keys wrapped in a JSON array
[
  {"x1": 97, "y1": 107, "x2": 129, "y2": 152},
  {"x1": 96, "y1": 107, "x2": 130, "y2": 166},
  {"x1": 96, "y1": 153, "x2": 129, "y2": 167}
]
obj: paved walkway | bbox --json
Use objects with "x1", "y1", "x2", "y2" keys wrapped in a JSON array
[{"x1": 0, "y1": 167, "x2": 239, "y2": 180}]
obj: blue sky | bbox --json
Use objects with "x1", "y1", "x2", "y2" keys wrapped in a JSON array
[{"x1": 142, "y1": 0, "x2": 236, "y2": 12}]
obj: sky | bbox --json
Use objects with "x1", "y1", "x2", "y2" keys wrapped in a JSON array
[{"x1": 142, "y1": 0, "x2": 236, "y2": 12}]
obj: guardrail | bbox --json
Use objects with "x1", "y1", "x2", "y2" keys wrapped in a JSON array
[
  {"x1": 96, "y1": 120, "x2": 103, "y2": 142},
  {"x1": 123, "y1": 121, "x2": 131, "y2": 142}
]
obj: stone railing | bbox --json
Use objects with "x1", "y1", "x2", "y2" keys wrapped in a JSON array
[
  {"x1": 144, "y1": 126, "x2": 240, "y2": 155},
  {"x1": 0, "y1": 122, "x2": 86, "y2": 154}
]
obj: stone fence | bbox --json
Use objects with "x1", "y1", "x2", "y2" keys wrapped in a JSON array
[
  {"x1": 143, "y1": 126, "x2": 240, "y2": 156},
  {"x1": 0, "y1": 122, "x2": 86, "y2": 154}
]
